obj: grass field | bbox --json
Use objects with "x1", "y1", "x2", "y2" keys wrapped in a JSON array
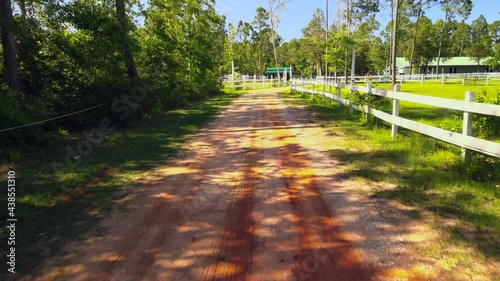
[
  {"x1": 0, "y1": 91, "x2": 242, "y2": 276},
  {"x1": 280, "y1": 88, "x2": 499, "y2": 277}
]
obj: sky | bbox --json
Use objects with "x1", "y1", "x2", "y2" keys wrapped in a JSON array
[{"x1": 215, "y1": 0, "x2": 500, "y2": 42}]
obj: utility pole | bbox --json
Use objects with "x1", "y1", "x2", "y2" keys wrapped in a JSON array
[
  {"x1": 325, "y1": 0, "x2": 329, "y2": 80},
  {"x1": 344, "y1": 0, "x2": 352, "y2": 84},
  {"x1": 391, "y1": 0, "x2": 400, "y2": 86}
]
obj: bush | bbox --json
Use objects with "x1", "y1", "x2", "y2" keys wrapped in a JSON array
[
  {"x1": 0, "y1": 86, "x2": 52, "y2": 159},
  {"x1": 350, "y1": 90, "x2": 392, "y2": 125},
  {"x1": 474, "y1": 91, "x2": 500, "y2": 139}
]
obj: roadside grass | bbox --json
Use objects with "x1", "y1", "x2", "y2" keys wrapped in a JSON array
[
  {"x1": 301, "y1": 82, "x2": 500, "y2": 142},
  {"x1": 0, "y1": 90, "x2": 242, "y2": 276},
  {"x1": 280, "y1": 89, "x2": 499, "y2": 268}
]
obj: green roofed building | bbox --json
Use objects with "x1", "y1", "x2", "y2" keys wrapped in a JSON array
[
  {"x1": 264, "y1": 67, "x2": 293, "y2": 79},
  {"x1": 395, "y1": 57, "x2": 493, "y2": 75}
]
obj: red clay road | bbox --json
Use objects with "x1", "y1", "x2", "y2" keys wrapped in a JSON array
[{"x1": 35, "y1": 91, "x2": 412, "y2": 281}]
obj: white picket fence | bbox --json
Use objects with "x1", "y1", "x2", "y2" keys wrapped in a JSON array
[{"x1": 290, "y1": 79, "x2": 500, "y2": 160}]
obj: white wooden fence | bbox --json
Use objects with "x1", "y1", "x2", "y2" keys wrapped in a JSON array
[
  {"x1": 222, "y1": 75, "x2": 288, "y2": 90},
  {"x1": 290, "y1": 79, "x2": 500, "y2": 160},
  {"x1": 320, "y1": 72, "x2": 500, "y2": 86}
]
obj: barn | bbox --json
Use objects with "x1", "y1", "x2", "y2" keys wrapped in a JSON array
[
  {"x1": 264, "y1": 67, "x2": 293, "y2": 80},
  {"x1": 395, "y1": 57, "x2": 493, "y2": 75}
]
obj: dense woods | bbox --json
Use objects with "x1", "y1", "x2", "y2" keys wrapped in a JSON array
[{"x1": 0, "y1": 0, "x2": 225, "y2": 157}]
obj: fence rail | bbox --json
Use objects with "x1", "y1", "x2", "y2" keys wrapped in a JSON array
[
  {"x1": 290, "y1": 79, "x2": 500, "y2": 160},
  {"x1": 222, "y1": 76, "x2": 288, "y2": 90},
  {"x1": 314, "y1": 72, "x2": 500, "y2": 85}
]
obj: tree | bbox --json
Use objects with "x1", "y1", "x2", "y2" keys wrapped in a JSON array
[
  {"x1": 302, "y1": 8, "x2": 326, "y2": 77},
  {"x1": 343, "y1": 0, "x2": 380, "y2": 82},
  {"x1": 352, "y1": 17, "x2": 381, "y2": 74},
  {"x1": 116, "y1": 0, "x2": 139, "y2": 79},
  {"x1": 435, "y1": 0, "x2": 473, "y2": 74},
  {"x1": 489, "y1": 20, "x2": 500, "y2": 45},
  {"x1": 0, "y1": 0, "x2": 20, "y2": 90},
  {"x1": 327, "y1": 31, "x2": 355, "y2": 77},
  {"x1": 486, "y1": 20, "x2": 500, "y2": 71},
  {"x1": 406, "y1": 0, "x2": 440, "y2": 74},
  {"x1": 253, "y1": 7, "x2": 270, "y2": 74},
  {"x1": 449, "y1": 20, "x2": 471, "y2": 56},
  {"x1": 268, "y1": 0, "x2": 290, "y2": 86},
  {"x1": 412, "y1": 16, "x2": 439, "y2": 73},
  {"x1": 368, "y1": 37, "x2": 387, "y2": 74},
  {"x1": 466, "y1": 15, "x2": 492, "y2": 73}
]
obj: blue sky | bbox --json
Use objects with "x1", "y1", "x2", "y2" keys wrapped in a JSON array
[{"x1": 215, "y1": 0, "x2": 500, "y2": 42}]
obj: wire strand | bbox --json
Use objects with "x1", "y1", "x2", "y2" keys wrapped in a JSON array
[{"x1": 0, "y1": 103, "x2": 108, "y2": 133}]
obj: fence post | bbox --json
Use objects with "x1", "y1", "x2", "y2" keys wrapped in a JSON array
[
  {"x1": 329, "y1": 81, "x2": 333, "y2": 103},
  {"x1": 349, "y1": 81, "x2": 355, "y2": 114},
  {"x1": 243, "y1": 76, "x2": 246, "y2": 90},
  {"x1": 366, "y1": 82, "x2": 372, "y2": 120},
  {"x1": 421, "y1": 74, "x2": 424, "y2": 86},
  {"x1": 392, "y1": 85, "x2": 401, "y2": 138},
  {"x1": 463, "y1": 75, "x2": 466, "y2": 85},
  {"x1": 254, "y1": 75, "x2": 256, "y2": 90},
  {"x1": 462, "y1": 91, "x2": 475, "y2": 161},
  {"x1": 350, "y1": 50, "x2": 356, "y2": 114},
  {"x1": 263, "y1": 76, "x2": 265, "y2": 89},
  {"x1": 337, "y1": 83, "x2": 341, "y2": 107},
  {"x1": 441, "y1": 73, "x2": 445, "y2": 86},
  {"x1": 486, "y1": 73, "x2": 489, "y2": 86},
  {"x1": 312, "y1": 82, "x2": 315, "y2": 99}
]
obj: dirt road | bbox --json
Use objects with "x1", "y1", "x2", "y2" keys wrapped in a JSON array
[{"x1": 35, "y1": 91, "x2": 433, "y2": 281}]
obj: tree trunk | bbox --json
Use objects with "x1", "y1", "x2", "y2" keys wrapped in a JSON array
[
  {"x1": 409, "y1": 0, "x2": 423, "y2": 75},
  {"x1": 436, "y1": 9, "x2": 449, "y2": 75},
  {"x1": 391, "y1": 0, "x2": 400, "y2": 86},
  {"x1": 116, "y1": 0, "x2": 139, "y2": 79},
  {"x1": 459, "y1": 37, "x2": 465, "y2": 56},
  {"x1": 0, "y1": 0, "x2": 20, "y2": 91},
  {"x1": 258, "y1": 37, "x2": 262, "y2": 75},
  {"x1": 19, "y1": 0, "x2": 26, "y2": 18}
]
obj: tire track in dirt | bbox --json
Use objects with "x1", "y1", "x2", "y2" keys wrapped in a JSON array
[
  {"x1": 203, "y1": 106, "x2": 264, "y2": 281},
  {"x1": 267, "y1": 101, "x2": 377, "y2": 280}
]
